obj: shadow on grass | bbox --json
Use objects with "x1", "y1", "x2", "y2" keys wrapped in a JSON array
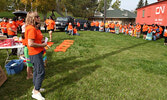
[
  {"x1": 0, "y1": 41, "x2": 150, "y2": 99},
  {"x1": 43, "y1": 41, "x2": 150, "y2": 95},
  {"x1": 44, "y1": 65, "x2": 101, "y2": 95}
]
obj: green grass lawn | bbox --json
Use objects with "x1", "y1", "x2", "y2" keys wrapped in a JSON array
[{"x1": 0, "y1": 31, "x2": 167, "y2": 100}]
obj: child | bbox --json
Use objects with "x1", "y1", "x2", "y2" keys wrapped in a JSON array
[
  {"x1": 67, "y1": 23, "x2": 73, "y2": 35},
  {"x1": 146, "y1": 25, "x2": 153, "y2": 41},
  {"x1": 73, "y1": 26, "x2": 80, "y2": 36}
]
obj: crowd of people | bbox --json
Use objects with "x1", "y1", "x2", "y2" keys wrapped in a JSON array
[
  {"x1": 1, "y1": 13, "x2": 167, "y2": 100},
  {"x1": 89, "y1": 21, "x2": 167, "y2": 45}
]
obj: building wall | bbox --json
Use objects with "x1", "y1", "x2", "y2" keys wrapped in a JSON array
[
  {"x1": 88, "y1": 18, "x2": 136, "y2": 25},
  {"x1": 136, "y1": 1, "x2": 167, "y2": 26}
]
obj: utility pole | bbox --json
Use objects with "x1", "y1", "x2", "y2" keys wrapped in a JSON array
[{"x1": 104, "y1": 0, "x2": 107, "y2": 32}]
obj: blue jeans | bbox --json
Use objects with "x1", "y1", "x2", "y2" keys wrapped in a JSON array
[
  {"x1": 30, "y1": 51, "x2": 45, "y2": 91},
  {"x1": 68, "y1": 30, "x2": 73, "y2": 35}
]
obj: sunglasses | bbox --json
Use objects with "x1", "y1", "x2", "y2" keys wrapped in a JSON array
[{"x1": 35, "y1": 16, "x2": 40, "y2": 18}]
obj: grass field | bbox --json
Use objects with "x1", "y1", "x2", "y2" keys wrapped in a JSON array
[{"x1": 0, "y1": 31, "x2": 167, "y2": 100}]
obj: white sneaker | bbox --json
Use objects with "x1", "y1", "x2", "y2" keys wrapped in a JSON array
[
  {"x1": 32, "y1": 92, "x2": 45, "y2": 100},
  {"x1": 32, "y1": 88, "x2": 45, "y2": 94}
]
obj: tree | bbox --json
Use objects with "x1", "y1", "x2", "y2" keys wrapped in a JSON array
[
  {"x1": 63, "y1": 0, "x2": 98, "y2": 18},
  {"x1": 97, "y1": 0, "x2": 112, "y2": 12},
  {"x1": 137, "y1": 0, "x2": 144, "y2": 9},
  {"x1": 145, "y1": 0, "x2": 148, "y2": 6},
  {"x1": 112, "y1": 0, "x2": 121, "y2": 9},
  {"x1": 0, "y1": 0, "x2": 8, "y2": 12}
]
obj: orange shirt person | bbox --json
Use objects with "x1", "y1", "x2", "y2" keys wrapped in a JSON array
[
  {"x1": 142, "y1": 24, "x2": 148, "y2": 39},
  {"x1": 67, "y1": 23, "x2": 73, "y2": 35},
  {"x1": 90, "y1": 21, "x2": 95, "y2": 31},
  {"x1": 159, "y1": 26, "x2": 163, "y2": 35},
  {"x1": 25, "y1": 12, "x2": 47, "y2": 100},
  {"x1": 95, "y1": 21, "x2": 99, "y2": 31},
  {"x1": 7, "y1": 18, "x2": 17, "y2": 38},
  {"x1": 0, "y1": 18, "x2": 8, "y2": 37},
  {"x1": 46, "y1": 16, "x2": 55, "y2": 41}
]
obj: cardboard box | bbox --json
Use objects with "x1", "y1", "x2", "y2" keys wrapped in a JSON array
[{"x1": 0, "y1": 66, "x2": 7, "y2": 87}]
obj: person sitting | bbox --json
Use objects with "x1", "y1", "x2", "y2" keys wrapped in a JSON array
[
  {"x1": 73, "y1": 26, "x2": 80, "y2": 36},
  {"x1": 84, "y1": 23, "x2": 87, "y2": 31},
  {"x1": 146, "y1": 25, "x2": 153, "y2": 41},
  {"x1": 67, "y1": 23, "x2": 73, "y2": 35}
]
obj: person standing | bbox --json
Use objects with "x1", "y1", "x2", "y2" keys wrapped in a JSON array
[
  {"x1": 0, "y1": 18, "x2": 8, "y2": 37},
  {"x1": 7, "y1": 18, "x2": 17, "y2": 38},
  {"x1": 136, "y1": 23, "x2": 141, "y2": 38},
  {"x1": 76, "y1": 21, "x2": 80, "y2": 30},
  {"x1": 95, "y1": 21, "x2": 99, "y2": 31},
  {"x1": 46, "y1": 16, "x2": 56, "y2": 41},
  {"x1": 25, "y1": 12, "x2": 47, "y2": 100},
  {"x1": 142, "y1": 23, "x2": 148, "y2": 40}
]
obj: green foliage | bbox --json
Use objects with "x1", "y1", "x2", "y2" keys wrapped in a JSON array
[
  {"x1": 62, "y1": 0, "x2": 98, "y2": 17},
  {"x1": 137, "y1": 0, "x2": 144, "y2": 9},
  {"x1": 112, "y1": 0, "x2": 121, "y2": 9},
  {"x1": 97, "y1": 0, "x2": 112, "y2": 12},
  {"x1": 1, "y1": 31, "x2": 167, "y2": 99},
  {"x1": 0, "y1": 12, "x2": 14, "y2": 18},
  {"x1": 0, "y1": 0, "x2": 9, "y2": 12},
  {"x1": 145, "y1": 0, "x2": 148, "y2": 6}
]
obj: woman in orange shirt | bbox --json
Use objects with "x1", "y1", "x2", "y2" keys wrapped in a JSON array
[
  {"x1": 142, "y1": 23, "x2": 148, "y2": 39},
  {"x1": 25, "y1": 12, "x2": 47, "y2": 100},
  {"x1": 136, "y1": 23, "x2": 141, "y2": 38},
  {"x1": 46, "y1": 16, "x2": 56, "y2": 41}
]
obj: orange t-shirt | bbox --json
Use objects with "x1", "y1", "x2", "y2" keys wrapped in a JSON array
[
  {"x1": 68, "y1": 25, "x2": 73, "y2": 30},
  {"x1": 25, "y1": 25, "x2": 44, "y2": 55},
  {"x1": 136, "y1": 25, "x2": 141, "y2": 32},
  {"x1": 73, "y1": 28, "x2": 77, "y2": 34},
  {"x1": 0, "y1": 22, "x2": 8, "y2": 33},
  {"x1": 111, "y1": 23, "x2": 115, "y2": 28},
  {"x1": 148, "y1": 26, "x2": 153, "y2": 33},
  {"x1": 95, "y1": 21, "x2": 99, "y2": 27},
  {"x1": 22, "y1": 38, "x2": 27, "y2": 46},
  {"x1": 13, "y1": 21, "x2": 18, "y2": 28},
  {"x1": 91, "y1": 22, "x2": 95, "y2": 26},
  {"x1": 100, "y1": 22, "x2": 104, "y2": 27},
  {"x1": 164, "y1": 29, "x2": 167, "y2": 37},
  {"x1": 143, "y1": 25, "x2": 148, "y2": 32},
  {"x1": 77, "y1": 22, "x2": 80, "y2": 27},
  {"x1": 159, "y1": 27, "x2": 163, "y2": 35},
  {"x1": 47, "y1": 19, "x2": 55, "y2": 30},
  {"x1": 116, "y1": 23, "x2": 120, "y2": 28},
  {"x1": 7, "y1": 23, "x2": 17, "y2": 36},
  {"x1": 119, "y1": 24, "x2": 122, "y2": 30}
]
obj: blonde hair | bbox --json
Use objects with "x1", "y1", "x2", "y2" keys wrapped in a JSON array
[{"x1": 25, "y1": 11, "x2": 38, "y2": 26}]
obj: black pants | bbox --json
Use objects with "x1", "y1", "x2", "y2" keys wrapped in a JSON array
[
  {"x1": 3, "y1": 33, "x2": 8, "y2": 38},
  {"x1": 30, "y1": 51, "x2": 45, "y2": 91}
]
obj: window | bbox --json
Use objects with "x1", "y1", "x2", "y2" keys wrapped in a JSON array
[{"x1": 142, "y1": 10, "x2": 145, "y2": 18}]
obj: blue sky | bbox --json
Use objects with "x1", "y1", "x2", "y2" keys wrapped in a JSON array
[{"x1": 112, "y1": 0, "x2": 157, "y2": 11}]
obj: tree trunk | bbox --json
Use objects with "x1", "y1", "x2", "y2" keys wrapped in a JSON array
[
  {"x1": 43, "y1": 13, "x2": 47, "y2": 21},
  {"x1": 55, "y1": 0, "x2": 64, "y2": 17}
]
